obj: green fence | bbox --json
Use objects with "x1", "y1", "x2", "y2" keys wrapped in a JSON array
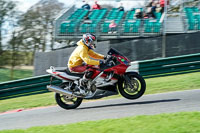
[
  {"x1": 0, "y1": 75, "x2": 61, "y2": 100},
  {"x1": 0, "y1": 53, "x2": 200, "y2": 100},
  {"x1": 138, "y1": 53, "x2": 200, "y2": 78}
]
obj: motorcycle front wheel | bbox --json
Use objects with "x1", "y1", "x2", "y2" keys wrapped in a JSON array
[
  {"x1": 118, "y1": 72, "x2": 146, "y2": 100},
  {"x1": 55, "y1": 83, "x2": 83, "y2": 109}
]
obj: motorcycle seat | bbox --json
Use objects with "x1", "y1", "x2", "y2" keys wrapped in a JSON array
[
  {"x1": 65, "y1": 68, "x2": 84, "y2": 78},
  {"x1": 54, "y1": 67, "x2": 84, "y2": 78},
  {"x1": 54, "y1": 67, "x2": 67, "y2": 72}
]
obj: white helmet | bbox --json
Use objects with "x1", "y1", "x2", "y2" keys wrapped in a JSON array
[{"x1": 82, "y1": 33, "x2": 97, "y2": 49}]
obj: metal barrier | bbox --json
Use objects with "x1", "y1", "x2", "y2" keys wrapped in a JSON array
[
  {"x1": 138, "y1": 52, "x2": 200, "y2": 78},
  {"x1": 0, "y1": 75, "x2": 61, "y2": 100},
  {"x1": 1, "y1": 53, "x2": 200, "y2": 100},
  {"x1": 57, "y1": 18, "x2": 163, "y2": 40},
  {"x1": 55, "y1": 5, "x2": 163, "y2": 40}
]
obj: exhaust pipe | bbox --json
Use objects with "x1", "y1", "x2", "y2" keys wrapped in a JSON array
[{"x1": 47, "y1": 85, "x2": 76, "y2": 97}]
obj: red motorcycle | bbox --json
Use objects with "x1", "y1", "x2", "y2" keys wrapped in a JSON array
[{"x1": 46, "y1": 48, "x2": 146, "y2": 109}]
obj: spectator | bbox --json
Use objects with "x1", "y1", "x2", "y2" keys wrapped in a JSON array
[
  {"x1": 156, "y1": 4, "x2": 162, "y2": 13},
  {"x1": 144, "y1": 7, "x2": 156, "y2": 19},
  {"x1": 82, "y1": 1, "x2": 91, "y2": 10},
  {"x1": 160, "y1": 0, "x2": 169, "y2": 13},
  {"x1": 92, "y1": 1, "x2": 101, "y2": 10},
  {"x1": 109, "y1": 20, "x2": 117, "y2": 33},
  {"x1": 134, "y1": 9, "x2": 143, "y2": 19},
  {"x1": 151, "y1": 2, "x2": 157, "y2": 13},
  {"x1": 118, "y1": 3, "x2": 124, "y2": 11}
]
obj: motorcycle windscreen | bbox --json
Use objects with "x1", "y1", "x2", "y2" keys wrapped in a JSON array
[
  {"x1": 107, "y1": 48, "x2": 125, "y2": 57},
  {"x1": 108, "y1": 48, "x2": 130, "y2": 63}
]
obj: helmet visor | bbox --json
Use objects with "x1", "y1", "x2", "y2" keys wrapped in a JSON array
[{"x1": 91, "y1": 39, "x2": 97, "y2": 49}]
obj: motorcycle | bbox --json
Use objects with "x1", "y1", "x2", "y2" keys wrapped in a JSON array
[{"x1": 46, "y1": 48, "x2": 146, "y2": 109}]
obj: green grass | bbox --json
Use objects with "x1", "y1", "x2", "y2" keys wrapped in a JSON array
[
  {"x1": 0, "y1": 93, "x2": 56, "y2": 113},
  {"x1": 0, "y1": 71, "x2": 200, "y2": 113},
  {"x1": 0, "y1": 68, "x2": 33, "y2": 82},
  {"x1": 145, "y1": 71, "x2": 200, "y2": 94},
  {"x1": 1, "y1": 112, "x2": 200, "y2": 133}
]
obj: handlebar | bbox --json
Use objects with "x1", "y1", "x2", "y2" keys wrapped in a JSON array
[{"x1": 104, "y1": 55, "x2": 117, "y2": 68}]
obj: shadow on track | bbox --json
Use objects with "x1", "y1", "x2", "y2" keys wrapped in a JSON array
[{"x1": 78, "y1": 99, "x2": 181, "y2": 110}]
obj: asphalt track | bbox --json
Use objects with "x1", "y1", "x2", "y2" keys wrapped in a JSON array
[{"x1": 0, "y1": 89, "x2": 200, "y2": 130}]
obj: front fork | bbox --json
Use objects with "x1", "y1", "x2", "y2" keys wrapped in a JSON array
[{"x1": 123, "y1": 75, "x2": 134, "y2": 89}]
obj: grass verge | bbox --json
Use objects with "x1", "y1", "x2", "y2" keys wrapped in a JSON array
[
  {"x1": 0, "y1": 71, "x2": 200, "y2": 113},
  {"x1": 0, "y1": 68, "x2": 33, "y2": 82},
  {"x1": 1, "y1": 112, "x2": 200, "y2": 133}
]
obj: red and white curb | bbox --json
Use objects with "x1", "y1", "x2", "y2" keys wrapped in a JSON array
[{"x1": 0, "y1": 105, "x2": 57, "y2": 115}]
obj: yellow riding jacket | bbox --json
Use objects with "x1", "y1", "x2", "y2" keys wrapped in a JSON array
[{"x1": 68, "y1": 40, "x2": 104, "y2": 68}]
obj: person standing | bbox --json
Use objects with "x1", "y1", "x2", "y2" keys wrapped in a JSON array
[
  {"x1": 160, "y1": 0, "x2": 169, "y2": 13},
  {"x1": 109, "y1": 20, "x2": 117, "y2": 33},
  {"x1": 92, "y1": 1, "x2": 101, "y2": 10}
]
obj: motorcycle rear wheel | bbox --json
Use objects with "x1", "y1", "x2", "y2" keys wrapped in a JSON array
[
  {"x1": 118, "y1": 72, "x2": 146, "y2": 100},
  {"x1": 55, "y1": 83, "x2": 83, "y2": 109}
]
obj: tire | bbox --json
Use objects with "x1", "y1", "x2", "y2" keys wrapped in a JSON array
[
  {"x1": 118, "y1": 72, "x2": 146, "y2": 100},
  {"x1": 55, "y1": 83, "x2": 83, "y2": 109}
]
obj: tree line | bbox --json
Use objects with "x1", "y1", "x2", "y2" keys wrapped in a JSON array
[{"x1": 0, "y1": 0, "x2": 65, "y2": 79}]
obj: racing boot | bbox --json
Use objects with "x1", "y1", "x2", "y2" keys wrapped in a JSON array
[
  {"x1": 77, "y1": 71, "x2": 93, "y2": 95},
  {"x1": 79, "y1": 77, "x2": 88, "y2": 87},
  {"x1": 77, "y1": 76, "x2": 89, "y2": 95}
]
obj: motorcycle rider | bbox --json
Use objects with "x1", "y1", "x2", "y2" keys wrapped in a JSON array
[{"x1": 68, "y1": 33, "x2": 106, "y2": 94}]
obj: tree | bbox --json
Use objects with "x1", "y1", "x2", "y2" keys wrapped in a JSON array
[
  {"x1": 0, "y1": 0, "x2": 17, "y2": 53},
  {"x1": 7, "y1": 29, "x2": 25, "y2": 79},
  {"x1": 19, "y1": 0, "x2": 65, "y2": 52},
  {"x1": 0, "y1": 0, "x2": 17, "y2": 67}
]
